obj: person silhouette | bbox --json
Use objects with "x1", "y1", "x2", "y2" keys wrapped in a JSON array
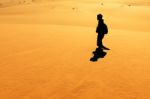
[
  {"x1": 90, "y1": 14, "x2": 109, "y2": 62},
  {"x1": 96, "y1": 14, "x2": 109, "y2": 50}
]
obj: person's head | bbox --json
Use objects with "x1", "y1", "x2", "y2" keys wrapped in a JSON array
[{"x1": 97, "y1": 14, "x2": 103, "y2": 20}]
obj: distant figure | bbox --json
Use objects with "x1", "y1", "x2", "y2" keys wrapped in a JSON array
[
  {"x1": 96, "y1": 14, "x2": 109, "y2": 50},
  {"x1": 90, "y1": 14, "x2": 109, "y2": 62}
]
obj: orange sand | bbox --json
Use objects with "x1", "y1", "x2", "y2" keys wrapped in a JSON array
[{"x1": 0, "y1": 0, "x2": 150, "y2": 99}]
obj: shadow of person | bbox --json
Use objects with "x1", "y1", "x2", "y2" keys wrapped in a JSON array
[{"x1": 90, "y1": 48, "x2": 107, "y2": 62}]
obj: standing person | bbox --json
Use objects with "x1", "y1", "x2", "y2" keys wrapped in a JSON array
[
  {"x1": 90, "y1": 14, "x2": 109, "y2": 62},
  {"x1": 96, "y1": 14, "x2": 109, "y2": 50}
]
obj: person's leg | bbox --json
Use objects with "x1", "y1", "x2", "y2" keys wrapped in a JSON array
[{"x1": 97, "y1": 34, "x2": 104, "y2": 48}]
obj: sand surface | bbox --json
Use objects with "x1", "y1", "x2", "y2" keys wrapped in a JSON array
[{"x1": 0, "y1": 0, "x2": 150, "y2": 99}]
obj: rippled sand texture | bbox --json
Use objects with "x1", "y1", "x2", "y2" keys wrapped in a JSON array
[{"x1": 0, "y1": 0, "x2": 150, "y2": 99}]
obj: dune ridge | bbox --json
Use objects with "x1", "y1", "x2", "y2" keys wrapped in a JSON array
[
  {"x1": 0, "y1": 0, "x2": 150, "y2": 32},
  {"x1": 0, "y1": 0, "x2": 150, "y2": 8}
]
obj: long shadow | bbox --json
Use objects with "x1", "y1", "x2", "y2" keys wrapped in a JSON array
[{"x1": 90, "y1": 47, "x2": 108, "y2": 62}]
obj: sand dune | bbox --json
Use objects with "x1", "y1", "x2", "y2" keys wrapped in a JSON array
[
  {"x1": 1, "y1": 0, "x2": 150, "y2": 7},
  {"x1": 0, "y1": 1, "x2": 150, "y2": 32},
  {"x1": 0, "y1": 24, "x2": 150, "y2": 99},
  {"x1": 0, "y1": 0, "x2": 150, "y2": 99}
]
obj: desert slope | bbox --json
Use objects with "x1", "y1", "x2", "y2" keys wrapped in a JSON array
[
  {"x1": 0, "y1": 1, "x2": 150, "y2": 32},
  {"x1": 0, "y1": 0, "x2": 150, "y2": 99},
  {"x1": 0, "y1": 24, "x2": 150, "y2": 99}
]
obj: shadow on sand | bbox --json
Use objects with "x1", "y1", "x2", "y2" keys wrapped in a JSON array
[{"x1": 90, "y1": 47, "x2": 107, "y2": 62}]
